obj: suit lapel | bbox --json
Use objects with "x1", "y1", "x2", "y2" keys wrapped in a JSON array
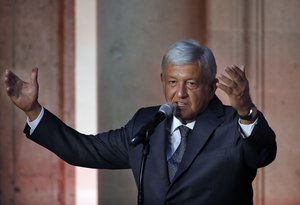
[
  {"x1": 148, "y1": 118, "x2": 170, "y2": 184},
  {"x1": 169, "y1": 96, "x2": 225, "y2": 185}
]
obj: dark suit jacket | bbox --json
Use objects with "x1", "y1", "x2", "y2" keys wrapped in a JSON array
[{"x1": 24, "y1": 96, "x2": 276, "y2": 205}]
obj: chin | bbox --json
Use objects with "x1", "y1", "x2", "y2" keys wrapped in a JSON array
[{"x1": 174, "y1": 114, "x2": 190, "y2": 124}]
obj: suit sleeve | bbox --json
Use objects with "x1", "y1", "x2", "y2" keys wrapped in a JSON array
[
  {"x1": 241, "y1": 111, "x2": 277, "y2": 169},
  {"x1": 24, "y1": 108, "x2": 139, "y2": 169}
]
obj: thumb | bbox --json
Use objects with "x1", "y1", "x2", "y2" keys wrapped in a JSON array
[
  {"x1": 30, "y1": 67, "x2": 39, "y2": 85},
  {"x1": 241, "y1": 65, "x2": 245, "y2": 72}
]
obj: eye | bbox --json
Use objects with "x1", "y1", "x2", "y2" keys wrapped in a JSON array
[
  {"x1": 186, "y1": 80, "x2": 198, "y2": 89},
  {"x1": 168, "y1": 79, "x2": 176, "y2": 86}
]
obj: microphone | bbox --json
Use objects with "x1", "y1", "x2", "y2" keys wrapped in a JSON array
[{"x1": 130, "y1": 102, "x2": 174, "y2": 147}]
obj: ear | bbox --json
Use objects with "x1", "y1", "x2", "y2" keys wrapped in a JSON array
[
  {"x1": 160, "y1": 73, "x2": 164, "y2": 82},
  {"x1": 209, "y1": 78, "x2": 218, "y2": 99},
  {"x1": 212, "y1": 78, "x2": 218, "y2": 92},
  {"x1": 160, "y1": 73, "x2": 166, "y2": 89}
]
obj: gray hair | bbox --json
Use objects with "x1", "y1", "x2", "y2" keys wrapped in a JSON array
[{"x1": 161, "y1": 39, "x2": 217, "y2": 84}]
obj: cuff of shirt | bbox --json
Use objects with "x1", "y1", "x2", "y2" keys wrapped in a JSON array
[
  {"x1": 238, "y1": 117, "x2": 258, "y2": 138},
  {"x1": 26, "y1": 107, "x2": 45, "y2": 135}
]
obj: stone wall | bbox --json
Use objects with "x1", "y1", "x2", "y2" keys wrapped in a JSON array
[{"x1": 0, "y1": 0, "x2": 75, "y2": 204}]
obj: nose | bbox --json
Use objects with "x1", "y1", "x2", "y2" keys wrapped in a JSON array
[{"x1": 177, "y1": 82, "x2": 188, "y2": 98}]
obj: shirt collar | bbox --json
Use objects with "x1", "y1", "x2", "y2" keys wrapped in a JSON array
[{"x1": 170, "y1": 116, "x2": 195, "y2": 134}]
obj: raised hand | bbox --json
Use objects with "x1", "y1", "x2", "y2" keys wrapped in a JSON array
[
  {"x1": 217, "y1": 65, "x2": 256, "y2": 120},
  {"x1": 4, "y1": 68, "x2": 41, "y2": 120}
]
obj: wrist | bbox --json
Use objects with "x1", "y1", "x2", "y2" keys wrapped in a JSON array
[
  {"x1": 238, "y1": 106, "x2": 258, "y2": 123},
  {"x1": 237, "y1": 102, "x2": 254, "y2": 116},
  {"x1": 25, "y1": 102, "x2": 42, "y2": 121}
]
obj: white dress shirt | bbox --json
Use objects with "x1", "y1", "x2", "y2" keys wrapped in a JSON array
[{"x1": 27, "y1": 106, "x2": 45, "y2": 135}]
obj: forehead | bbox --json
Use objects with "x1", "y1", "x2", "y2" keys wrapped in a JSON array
[{"x1": 164, "y1": 63, "x2": 203, "y2": 79}]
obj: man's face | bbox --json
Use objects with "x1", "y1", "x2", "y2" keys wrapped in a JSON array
[{"x1": 161, "y1": 64, "x2": 216, "y2": 124}]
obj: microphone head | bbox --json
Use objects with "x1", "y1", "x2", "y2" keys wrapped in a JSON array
[{"x1": 159, "y1": 102, "x2": 174, "y2": 117}]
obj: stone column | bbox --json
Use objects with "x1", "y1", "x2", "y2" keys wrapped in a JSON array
[{"x1": 0, "y1": 0, "x2": 75, "y2": 204}]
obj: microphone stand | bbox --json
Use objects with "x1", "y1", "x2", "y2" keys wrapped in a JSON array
[
  {"x1": 137, "y1": 129, "x2": 152, "y2": 205},
  {"x1": 133, "y1": 103, "x2": 174, "y2": 204}
]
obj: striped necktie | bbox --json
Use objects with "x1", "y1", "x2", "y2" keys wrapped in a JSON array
[{"x1": 168, "y1": 125, "x2": 190, "y2": 181}]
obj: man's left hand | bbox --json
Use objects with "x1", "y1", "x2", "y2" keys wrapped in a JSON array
[{"x1": 217, "y1": 65, "x2": 254, "y2": 117}]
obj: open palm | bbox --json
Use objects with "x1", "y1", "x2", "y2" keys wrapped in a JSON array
[{"x1": 4, "y1": 68, "x2": 39, "y2": 113}]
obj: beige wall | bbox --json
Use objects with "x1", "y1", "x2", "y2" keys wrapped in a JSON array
[
  {"x1": 0, "y1": 0, "x2": 75, "y2": 204},
  {"x1": 1, "y1": 0, "x2": 299, "y2": 204},
  {"x1": 264, "y1": 1, "x2": 300, "y2": 204}
]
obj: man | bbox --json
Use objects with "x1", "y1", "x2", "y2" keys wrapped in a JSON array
[{"x1": 4, "y1": 39, "x2": 276, "y2": 204}]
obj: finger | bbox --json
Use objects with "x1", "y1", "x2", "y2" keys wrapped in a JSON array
[
  {"x1": 6, "y1": 86, "x2": 15, "y2": 96},
  {"x1": 231, "y1": 65, "x2": 246, "y2": 78},
  {"x1": 224, "y1": 66, "x2": 237, "y2": 82},
  {"x1": 5, "y1": 78, "x2": 16, "y2": 97},
  {"x1": 216, "y1": 81, "x2": 232, "y2": 95},
  {"x1": 218, "y1": 74, "x2": 236, "y2": 88},
  {"x1": 4, "y1": 70, "x2": 22, "y2": 97},
  {"x1": 4, "y1": 69, "x2": 10, "y2": 77},
  {"x1": 225, "y1": 66, "x2": 241, "y2": 80},
  {"x1": 225, "y1": 65, "x2": 246, "y2": 84},
  {"x1": 4, "y1": 70, "x2": 17, "y2": 87},
  {"x1": 4, "y1": 70, "x2": 11, "y2": 84},
  {"x1": 30, "y1": 67, "x2": 38, "y2": 85}
]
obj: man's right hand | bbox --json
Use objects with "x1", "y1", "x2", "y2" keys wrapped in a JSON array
[{"x1": 4, "y1": 68, "x2": 41, "y2": 121}]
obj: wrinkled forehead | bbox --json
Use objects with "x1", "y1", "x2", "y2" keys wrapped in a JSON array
[{"x1": 162, "y1": 62, "x2": 203, "y2": 78}]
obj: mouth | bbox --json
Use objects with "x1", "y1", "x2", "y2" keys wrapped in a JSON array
[
  {"x1": 174, "y1": 102, "x2": 189, "y2": 119},
  {"x1": 175, "y1": 101, "x2": 189, "y2": 107},
  {"x1": 175, "y1": 102, "x2": 189, "y2": 111}
]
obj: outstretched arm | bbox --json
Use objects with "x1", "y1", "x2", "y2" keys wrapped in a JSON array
[{"x1": 4, "y1": 68, "x2": 42, "y2": 121}]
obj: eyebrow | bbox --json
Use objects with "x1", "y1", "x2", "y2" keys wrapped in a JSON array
[{"x1": 166, "y1": 75, "x2": 200, "y2": 81}]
